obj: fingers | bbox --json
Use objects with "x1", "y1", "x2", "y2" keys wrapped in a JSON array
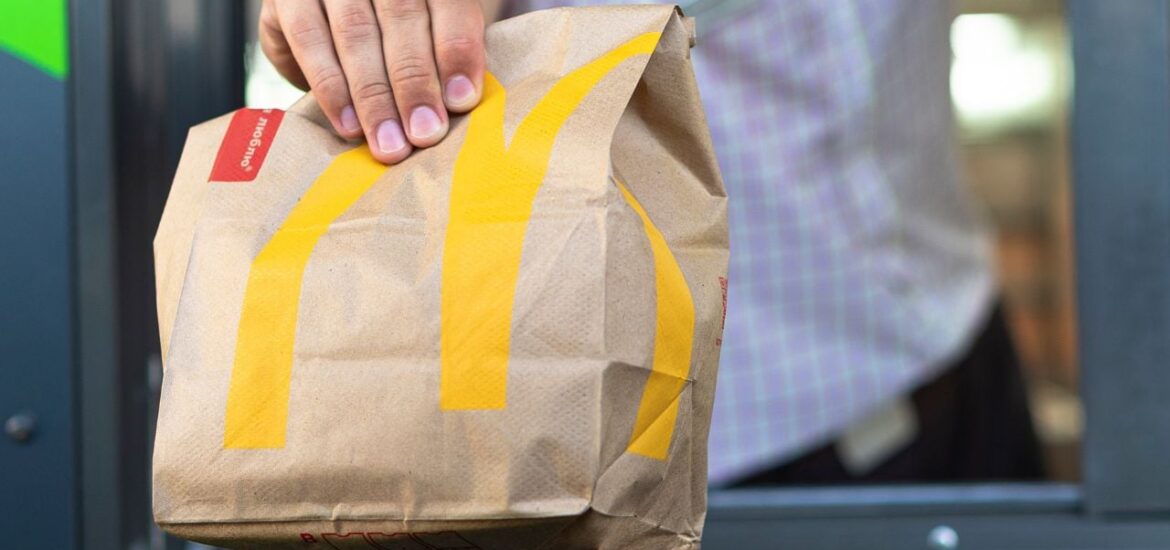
[
  {"x1": 374, "y1": 0, "x2": 448, "y2": 148},
  {"x1": 261, "y1": 0, "x2": 490, "y2": 162},
  {"x1": 428, "y1": 0, "x2": 486, "y2": 113},
  {"x1": 273, "y1": 1, "x2": 360, "y2": 139},
  {"x1": 322, "y1": 0, "x2": 411, "y2": 163},
  {"x1": 258, "y1": 0, "x2": 309, "y2": 90}
]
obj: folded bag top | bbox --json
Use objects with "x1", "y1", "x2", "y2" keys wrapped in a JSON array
[{"x1": 152, "y1": 6, "x2": 728, "y2": 549}]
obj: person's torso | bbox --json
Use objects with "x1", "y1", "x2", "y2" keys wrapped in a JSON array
[{"x1": 503, "y1": 0, "x2": 994, "y2": 484}]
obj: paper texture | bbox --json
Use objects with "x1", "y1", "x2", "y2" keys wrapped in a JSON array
[{"x1": 153, "y1": 6, "x2": 728, "y2": 549}]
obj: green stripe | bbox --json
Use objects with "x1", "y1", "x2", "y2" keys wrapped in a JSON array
[{"x1": 0, "y1": 0, "x2": 69, "y2": 79}]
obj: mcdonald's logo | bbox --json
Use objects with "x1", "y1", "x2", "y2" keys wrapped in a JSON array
[{"x1": 222, "y1": 31, "x2": 692, "y2": 461}]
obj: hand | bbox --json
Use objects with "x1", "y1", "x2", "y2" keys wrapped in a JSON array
[{"x1": 259, "y1": 0, "x2": 487, "y2": 164}]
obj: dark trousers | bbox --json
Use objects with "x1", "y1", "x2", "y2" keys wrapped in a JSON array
[{"x1": 731, "y1": 305, "x2": 1045, "y2": 486}]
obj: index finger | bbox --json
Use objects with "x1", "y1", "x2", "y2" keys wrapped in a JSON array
[{"x1": 275, "y1": 1, "x2": 361, "y2": 139}]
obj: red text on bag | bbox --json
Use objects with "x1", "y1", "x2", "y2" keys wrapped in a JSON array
[{"x1": 210, "y1": 108, "x2": 285, "y2": 182}]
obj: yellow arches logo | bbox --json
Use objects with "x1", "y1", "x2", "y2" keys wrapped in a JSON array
[
  {"x1": 439, "y1": 32, "x2": 661, "y2": 410},
  {"x1": 615, "y1": 179, "x2": 695, "y2": 460},
  {"x1": 223, "y1": 146, "x2": 385, "y2": 449},
  {"x1": 223, "y1": 31, "x2": 692, "y2": 460}
]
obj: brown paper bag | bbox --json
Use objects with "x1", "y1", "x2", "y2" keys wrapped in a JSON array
[{"x1": 153, "y1": 5, "x2": 728, "y2": 549}]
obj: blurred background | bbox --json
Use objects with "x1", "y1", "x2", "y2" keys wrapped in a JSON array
[
  {"x1": 951, "y1": 0, "x2": 1080, "y2": 483},
  {"x1": 0, "y1": 0, "x2": 1133, "y2": 548}
]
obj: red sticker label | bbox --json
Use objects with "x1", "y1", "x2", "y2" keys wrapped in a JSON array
[{"x1": 209, "y1": 108, "x2": 285, "y2": 182}]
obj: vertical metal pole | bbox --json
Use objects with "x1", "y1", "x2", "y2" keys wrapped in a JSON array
[
  {"x1": 108, "y1": 1, "x2": 245, "y2": 547},
  {"x1": 1069, "y1": 0, "x2": 1170, "y2": 514},
  {"x1": 72, "y1": 0, "x2": 123, "y2": 547}
]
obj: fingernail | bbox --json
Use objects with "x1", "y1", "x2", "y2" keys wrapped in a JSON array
[
  {"x1": 376, "y1": 120, "x2": 408, "y2": 155},
  {"x1": 445, "y1": 75, "x2": 477, "y2": 108},
  {"x1": 409, "y1": 106, "x2": 443, "y2": 140},
  {"x1": 340, "y1": 105, "x2": 360, "y2": 133}
]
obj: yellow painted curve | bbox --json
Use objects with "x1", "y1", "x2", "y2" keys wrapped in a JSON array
[
  {"x1": 439, "y1": 32, "x2": 662, "y2": 410},
  {"x1": 224, "y1": 147, "x2": 386, "y2": 448},
  {"x1": 616, "y1": 179, "x2": 696, "y2": 460}
]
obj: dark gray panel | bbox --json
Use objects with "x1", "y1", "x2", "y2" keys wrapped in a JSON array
[
  {"x1": 704, "y1": 486, "x2": 1170, "y2": 549},
  {"x1": 0, "y1": 51, "x2": 76, "y2": 549},
  {"x1": 1068, "y1": 0, "x2": 1170, "y2": 514},
  {"x1": 704, "y1": 513, "x2": 1170, "y2": 550}
]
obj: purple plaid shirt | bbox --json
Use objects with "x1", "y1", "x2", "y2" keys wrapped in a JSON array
[{"x1": 506, "y1": 0, "x2": 995, "y2": 485}]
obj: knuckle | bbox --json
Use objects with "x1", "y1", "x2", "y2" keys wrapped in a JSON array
[
  {"x1": 389, "y1": 56, "x2": 436, "y2": 90},
  {"x1": 435, "y1": 36, "x2": 482, "y2": 64},
  {"x1": 310, "y1": 68, "x2": 348, "y2": 99},
  {"x1": 375, "y1": 0, "x2": 428, "y2": 22},
  {"x1": 332, "y1": 4, "x2": 379, "y2": 42},
  {"x1": 352, "y1": 79, "x2": 393, "y2": 103},
  {"x1": 286, "y1": 19, "x2": 329, "y2": 49}
]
